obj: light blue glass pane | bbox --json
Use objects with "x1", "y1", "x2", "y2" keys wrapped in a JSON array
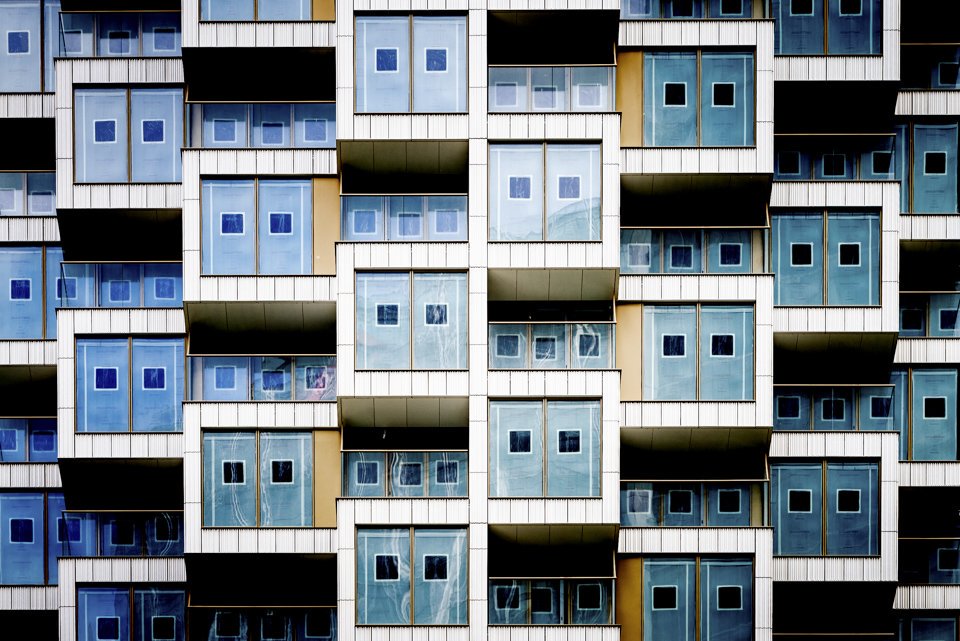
[
  {"x1": 489, "y1": 324, "x2": 528, "y2": 369},
  {"x1": 890, "y1": 370, "x2": 910, "y2": 459},
  {"x1": 201, "y1": 0, "x2": 254, "y2": 20},
  {"x1": 572, "y1": 67, "x2": 612, "y2": 112},
  {"x1": 195, "y1": 357, "x2": 250, "y2": 401},
  {"x1": 707, "y1": 484, "x2": 751, "y2": 526},
  {"x1": 428, "y1": 452, "x2": 467, "y2": 497},
  {"x1": 344, "y1": 452, "x2": 386, "y2": 497},
  {"x1": 489, "y1": 580, "x2": 527, "y2": 624},
  {"x1": 707, "y1": 230, "x2": 751, "y2": 273},
  {"x1": 0, "y1": 247, "x2": 42, "y2": 338},
  {"x1": 489, "y1": 145, "x2": 544, "y2": 240},
  {"x1": 59, "y1": 13, "x2": 95, "y2": 57},
  {"x1": 258, "y1": 180, "x2": 312, "y2": 274},
  {"x1": 41, "y1": 0, "x2": 58, "y2": 90},
  {"x1": 0, "y1": 493, "x2": 44, "y2": 584},
  {"x1": 895, "y1": 124, "x2": 910, "y2": 212},
  {"x1": 341, "y1": 196, "x2": 385, "y2": 241},
  {"x1": 546, "y1": 400, "x2": 600, "y2": 497},
  {"x1": 413, "y1": 272, "x2": 466, "y2": 369},
  {"x1": 860, "y1": 139, "x2": 897, "y2": 180},
  {"x1": 427, "y1": 196, "x2": 467, "y2": 240},
  {"x1": 203, "y1": 432, "x2": 256, "y2": 526},
  {"x1": 293, "y1": 103, "x2": 335, "y2": 148},
  {"x1": 700, "y1": 559, "x2": 753, "y2": 641},
  {"x1": 701, "y1": 52, "x2": 754, "y2": 147},
  {"x1": 827, "y1": 0, "x2": 881, "y2": 55},
  {"x1": 253, "y1": 104, "x2": 291, "y2": 147},
  {"x1": 772, "y1": 0, "x2": 824, "y2": 54},
  {"x1": 131, "y1": 88, "x2": 183, "y2": 182},
  {"x1": 771, "y1": 213, "x2": 824, "y2": 305},
  {"x1": 44, "y1": 493, "x2": 64, "y2": 582},
  {"x1": 570, "y1": 580, "x2": 611, "y2": 624},
  {"x1": 773, "y1": 388, "x2": 811, "y2": 430},
  {"x1": 911, "y1": 369, "x2": 958, "y2": 461},
  {"x1": 258, "y1": 0, "x2": 310, "y2": 20},
  {"x1": 97, "y1": 14, "x2": 138, "y2": 57},
  {"x1": 774, "y1": 149, "x2": 811, "y2": 180},
  {"x1": 413, "y1": 529, "x2": 467, "y2": 624},
  {"x1": 201, "y1": 180, "x2": 256, "y2": 274},
  {"x1": 145, "y1": 513, "x2": 184, "y2": 556},
  {"x1": 75, "y1": 89, "x2": 128, "y2": 182},
  {"x1": 143, "y1": 264, "x2": 183, "y2": 307},
  {"x1": 663, "y1": 230, "x2": 702, "y2": 273},
  {"x1": 0, "y1": 419, "x2": 27, "y2": 463},
  {"x1": 0, "y1": 1, "x2": 40, "y2": 92},
  {"x1": 133, "y1": 589, "x2": 185, "y2": 641},
  {"x1": 621, "y1": 0, "x2": 659, "y2": 18},
  {"x1": 771, "y1": 463, "x2": 823, "y2": 555},
  {"x1": 132, "y1": 338, "x2": 184, "y2": 432},
  {"x1": 100, "y1": 264, "x2": 141, "y2": 308},
  {"x1": 202, "y1": 104, "x2": 247, "y2": 148},
  {"x1": 260, "y1": 432, "x2": 312, "y2": 526},
  {"x1": 661, "y1": 484, "x2": 702, "y2": 526},
  {"x1": 357, "y1": 529, "x2": 411, "y2": 624},
  {"x1": 99, "y1": 515, "x2": 141, "y2": 556},
  {"x1": 530, "y1": 324, "x2": 567, "y2": 370},
  {"x1": 76, "y1": 338, "x2": 130, "y2": 432},
  {"x1": 529, "y1": 67, "x2": 566, "y2": 112},
  {"x1": 546, "y1": 144, "x2": 600, "y2": 240},
  {"x1": 489, "y1": 401, "x2": 543, "y2": 497},
  {"x1": 42, "y1": 246, "x2": 62, "y2": 338},
  {"x1": 913, "y1": 124, "x2": 959, "y2": 214},
  {"x1": 912, "y1": 619, "x2": 957, "y2": 641},
  {"x1": 859, "y1": 386, "x2": 897, "y2": 431},
  {"x1": 28, "y1": 419, "x2": 57, "y2": 462},
  {"x1": 252, "y1": 357, "x2": 292, "y2": 400},
  {"x1": 489, "y1": 68, "x2": 528, "y2": 112},
  {"x1": 812, "y1": 387, "x2": 855, "y2": 430},
  {"x1": 412, "y1": 16, "x2": 466, "y2": 113},
  {"x1": 57, "y1": 512, "x2": 97, "y2": 558},
  {"x1": 59, "y1": 262, "x2": 96, "y2": 309},
  {"x1": 644, "y1": 52, "x2": 697, "y2": 146},
  {"x1": 388, "y1": 196, "x2": 425, "y2": 241},
  {"x1": 826, "y1": 212, "x2": 880, "y2": 305},
  {"x1": 620, "y1": 482, "x2": 659, "y2": 526},
  {"x1": 621, "y1": 229, "x2": 660, "y2": 274},
  {"x1": 78, "y1": 587, "x2": 130, "y2": 641},
  {"x1": 141, "y1": 14, "x2": 181, "y2": 56},
  {"x1": 826, "y1": 462, "x2": 878, "y2": 555},
  {"x1": 294, "y1": 356, "x2": 336, "y2": 401},
  {"x1": 814, "y1": 152, "x2": 856, "y2": 180},
  {"x1": 0, "y1": 173, "x2": 25, "y2": 215},
  {"x1": 356, "y1": 273, "x2": 411, "y2": 369},
  {"x1": 389, "y1": 452, "x2": 425, "y2": 498},
  {"x1": 356, "y1": 17, "x2": 410, "y2": 113},
  {"x1": 643, "y1": 558, "x2": 696, "y2": 641},
  {"x1": 708, "y1": 0, "x2": 751, "y2": 17},
  {"x1": 530, "y1": 580, "x2": 563, "y2": 624},
  {"x1": 699, "y1": 305, "x2": 754, "y2": 400},
  {"x1": 663, "y1": 0, "x2": 703, "y2": 17},
  {"x1": 928, "y1": 294, "x2": 960, "y2": 337},
  {"x1": 643, "y1": 306, "x2": 697, "y2": 400},
  {"x1": 570, "y1": 323, "x2": 613, "y2": 369}
]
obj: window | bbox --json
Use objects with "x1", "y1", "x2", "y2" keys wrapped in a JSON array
[
  {"x1": 652, "y1": 586, "x2": 678, "y2": 610},
  {"x1": 154, "y1": 278, "x2": 176, "y2": 300},
  {"x1": 376, "y1": 554, "x2": 401, "y2": 581},
  {"x1": 269, "y1": 212, "x2": 293, "y2": 235},
  {"x1": 822, "y1": 399, "x2": 845, "y2": 421},
  {"x1": 720, "y1": 0, "x2": 742, "y2": 14},
  {"x1": 397, "y1": 212, "x2": 421, "y2": 237},
  {"x1": 872, "y1": 151, "x2": 893, "y2": 175},
  {"x1": 628, "y1": 243, "x2": 652, "y2": 268},
  {"x1": 719, "y1": 243, "x2": 742, "y2": 266},
  {"x1": 107, "y1": 30, "x2": 131, "y2": 55},
  {"x1": 142, "y1": 119, "x2": 164, "y2": 143},
  {"x1": 305, "y1": 366, "x2": 327, "y2": 390},
  {"x1": 261, "y1": 122, "x2": 284, "y2": 145},
  {"x1": 627, "y1": 489, "x2": 652, "y2": 514},
  {"x1": 214, "y1": 366, "x2": 236, "y2": 390},
  {"x1": 925, "y1": 151, "x2": 948, "y2": 175},
  {"x1": 142, "y1": 367, "x2": 165, "y2": 390},
  {"x1": 271, "y1": 460, "x2": 294, "y2": 484},
  {"x1": 791, "y1": 243, "x2": 813, "y2": 266},
  {"x1": 664, "y1": 82, "x2": 687, "y2": 107},
  {"x1": 262, "y1": 616, "x2": 286, "y2": 641},
  {"x1": 216, "y1": 613, "x2": 240, "y2": 637},
  {"x1": 425, "y1": 303, "x2": 448, "y2": 326},
  {"x1": 9, "y1": 278, "x2": 30, "y2": 300},
  {"x1": 941, "y1": 309, "x2": 958, "y2": 331},
  {"x1": 377, "y1": 304, "x2": 399, "y2": 326},
  {"x1": 7, "y1": 31, "x2": 29, "y2": 54},
  {"x1": 436, "y1": 461, "x2": 458, "y2": 484},
  {"x1": 108, "y1": 280, "x2": 131, "y2": 303},
  {"x1": 670, "y1": 245, "x2": 693, "y2": 268},
  {"x1": 870, "y1": 396, "x2": 892, "y2": 418},
  {"x1": 901, "y1": 309, "x2": 924, "y2": 331},
  {"x1": 558, "y1": 176, "x2": 581, "y2": 200},
  {"x1": 839, "y1": 0, "x2": 861, "y2": 15},
  {"x1": 496, "y1": 335, "x2": 521, "y2": 358},
  {"x1": 822, "y1": 153, "x2": 846, "y2": 177},
  {"x1": 898, "y1": 122, "x2": 958, "y2": 214},
  {"x1": 712, "y1": 82, "x2": 735, "y2": 107},
  {"x1": 94, "y1": 120, "x2": 117, "y2": 143},
  {"x1": 223, "y1": 461, "x2": 245, "y2": 484},
  {"x1": 0, "y1": 430, "x2": 16, "y2": 451},
  {"x1": 924, "y1": 396, "x2": 948, "y2": 419},
  {"x1": 577, "y1": 584, "x2": 602, "y2": 610},
  {"x1": 671, "y1": 0, "x2": 694, "y2": 16},
  {"x1": 531, "y1": 587, "x2": 553, "y2": 613},
  {"x1": 376, "y1": 48, "x2": 399, "y2": 72},
  {"x1": 788, "y1": 489, "x2": 812, "y2": 512},
  {"x1": 97, "y1": 617, "x2": 121, "y2": 640},
  {"x1": 261, "y1": 370, "x2": 285, "y2": 391},
  {"x1": 399, "y1": 462, "x2": 422, "y2": 486},
  {"x1": 9, "y1": 518, "x2": 33, "y2": 543},
  {"x1": 578, "y1": 334, "x2": 600, "y2": 358},
  {"x1": 58, "y1": 517, "x2": 82, "y2": 543},
  {"x1": 711, "y1": 334, "x2": 734, "y2": 357},
  {"x1": 94, "y1": 367, "x2": 119, "y2": 390},
  {"x1": 534, "y1": 337, "x2": 557, "y2": 360},
  {"x1": 669, "y1": 490, "x2": 693, "y2": 514},
  {"x1": 533, "y1": 86, "x2": 557, "y2": 109},
  {"x1": 940, "y1": 62, "x2": 960, "y2": 87},
  {"x1": 496, "y1": 585, "x2": 520, "y2": 610},
  {"x1": 790, "y1": 0, "x2": 813, "y2": 15},
  {"x1": 153, "y1": 27, "x2": 176, "y2": 52},
  {"x1": 80, "y1": 588, "x2": 184, "y2": 641},
  {"x1": 662, "y1": 335, "x2": 686, "y2": 357},
  {"x1": 779, "y1": 151, "x2": 802, "y2": 175},
  {"x1": 509, "y1": 176, "x2": 532, "y2": 200},
  {"x1": 303, "y1": 118, "x2": 327, "y2": 143},
  {"x1": 509, "y1": 430, "x2": 531, "y2": 453},
  {"x1": 111, "y1": 520, "x2": 135, "y2": 546},
  {"x1": 716, "y1": 586, "x2": 742, "y2": 610},
  {"x1": 154, "y1": 516, "x2": 178, "y2": 543},
  {"x1": 424, "y1": 555, "x2": 448, "y2": 580},
  {"x1": 558, "y1": 430, "x2": 580, "y2": 453},
  {"x1": 62, "y1": 29, "x2": 82, "y2": 54},
  {"x1": 718, "y1": 489, "x2": 741, "y2": 513},
  {"x1": 836, "y1": 489, "x2": 860, "y2": 512},
  {"x1": 938, "y1": 548, "x2": 960, "y2": 571},
  {"x1": 213, "y1": 119, "x2": 237, "y2": 143},
  {"x1": 356, "y1": 461, "x2": 379, "y2": 485}
]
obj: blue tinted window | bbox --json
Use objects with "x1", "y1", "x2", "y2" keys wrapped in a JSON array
[
  {"x1": 58, "y1": 517, "x2": 81, "y2": 542},
  {"x1": 670, "y1": 246, "x2": 693, "y2": 268},
  {"x1": 870, "y1": 396, "x2": 891, "y2": 418},
  {"x1": 213, "y1": 119, "x2": 237, "y2": 143},
  {"x1": 32, "y1": 431, "x2": 55, "y2": 452},
  {"x1": 214, "y1": 366, "x2": 235, "y2": 390},
  {"x1": 7, "y1": 31, "x2": 29, "y2": 54},
  {"x1": 58, "y1": 278, "x2": 78, "y2": 300},
  {"x1": 261, "y1": 370, "x2": 285, "y2": 391},
  {"x1": 377, "y1": 304, "x2": 399, "y2": 326},
  {"x1": 399, "y1": 213, "x2": 421, "y2": 237},
  {"x1": 941, "y1": 309, "x2": 958, "y2": 330},
  {"x1": 0, "y1": 429, "x2": 16, "y2": 450},
  {"x1": 662, "y1": 335, "x2": 685, "y2": 356},
  {"x1": 154, "y1": 27, "x2": 176, "y2": 51},
  {"x1": 578, "y1": 334, "x2": 600, "y2": 357},
  {"x1": 426, "y1": 48, "x2": 447, "y2": 72},
  {"x1": 109, "y1": 280, "x2": 131, "y2": 302},
  {"x1": 354, "y1": 210, "x2": 377, "y2": 234},
  {"x1": 399, "y1": 462, "x2": 422, "y2": 486},
  {"x1": 222, "y1": 461, "x2": 244, "y2": 484},
  {"x1": 356, "y1": 462, "x2": 379, "y2": 485},
  {"x1": 376, "y1": 554, "x2": 399, "y2": 580},
  {"x1": 720, "y1": 243, "x2": 742, "y2": 266},
  {"x1": 142, "y1": 120, "x2": 165, "y2": 143},
  {"x1": 269, "y1": 212, "x2": 292, "y2": 234},
  {"x1": 435, "y1": 210, "x2": 458, "y2": 233},
  {"x1": 272, "y1": 460, "x2": 293, "y2": 483},
  {"x1": 10, "y1": 279, "x2": 30, "y2": 300},
  {"x1": 509, "y1": 176, "x2": 531, "y2": 199},
  {"x1": 509, "y1": 430, "x2": 531, "y2": 453},
  {"x1": 436, "y1": 461, "x2": 458, "y2": 484},
  {"x1": 558, "y1": 176, "x2": 580, "y2": 199},
  {"x1": 425, "y1": 303, "x2": 447, "y2": 325},
  {"x1": 376, "y1": 48, "x2": 398, "y2": 72},
  {"x1": 9, "y1": 518, "x2": 33, "y2": 543},
  {"x1": 777, "y1": 396, "x2": 801, "y2": 418},
  {"x1": 558, "y1": 430, "x2": 580, "y2": 453},
  {"x1": 262, "y1": 123, "x2": 283, "y2": 145},
  {"x1": 534, "y1": 337, "x2": 556, "y2": 360},
  {"x1": 95, "y1": 368, "x2": 119, "y2": 390},
  {"x1": 62, "y1": 30, "x2": 82, "y2": 54},
  {"x1": 94, "y1": 120, "x2": 117, "y2": 143},
  {"x1": 424, "y1": 555, "x2": 447, "y2": 580},
  {"x1": 154, "y1": 278, "x2": 175, "y2": 300},
  {"x1": 496, "y1": 335, "x2": 520, "y2": 357},
  {"x1": 305, "y1": 366, "x2": 326, "y2": 390},
  {"x1": 711, "y1": 334, "x2": 734, "y2": 356},
  {"x1": 304, "y1": 119, "x2": 327, "y2": 142},
  {"x1": 143, "y1": 367, "x2": 166, "y2": 390},
  {"x1": 221, "y1": 213, "x2": 244, "y2": 234},
  {"x1": 107, "y1": 31, "x2": 130, "y2": 54},
  {"x1": 98, "y1": 617, "x2": 120, "y2": 640}
]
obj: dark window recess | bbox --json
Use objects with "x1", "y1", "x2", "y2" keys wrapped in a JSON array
[
  {"x1": 436, "y1": 461, "x2": 458, "y2": 484},
  {"x1": 671, "y1": 0, "x2": 694, "y2": 16},
  {"x1": 154, "y1": 516, "x2": 177, "y2": 542},
  {"x1": 822, "y1": 399, "x2": 845, "y2": 421},
  {"x1": 424, "y1": 555, "x2": 448, "y2": 580},
  {"x1": 97, "y1": 617, "x2": 121, "y2": 641},
  {"x1": 719, "y1": 243, "x2": 741, "y2": 266},
  {"x1": 261, "y1": 370, "x2": 285, "y2": 391},
  {"x1": 628, "y1": 490, "x2": 650, "y2": 513},
  {"x1": 261, "y1": 614, "x2": 286, "y2": 640},
  {"x1": 778, "y1": 396, "x2": 801, "y2": 419},
  {"x1": 653, "y1": 585, "x2": 678, "y2": 609},
  {"x1": 399, "y1": 462, "x2": 422, "y2": 486},
  {"x1": 669, "y1": 490, "x2": 693, "y2": 514},
  {"x1": 578, "y1": 334, "x2": 600, "y2": 357},
  {"x1": 509, "y1": 430, "x2": 531, "y2": 453},
  {"x1": 558, "y1": 430, "x2": 581, "y2": 453},
  {"x1": 720, "y1": 0, "x2": 742, "y2": 14},
  {"x1": 941, "y1": 62, "x2": 960, "y2": 86},
  {"x1": 941, "y1": 309, "x2": 958, "y2": 330},
  {"x1": 272, "y1": 459, "x2": 293, "y2": 483},
  {"x1": 663, "y1": 335, "x2": 685, "y2": 357},
  {"x1": 872, "y1": 151, "x2": 893, "y2": 174},
  {"x1": 791, "y1": 0, "x2": 813, "y2": 14},
  {"x1": 717, "y1": 586, "x2": 742, "y2": 609},
  {"x1": 534, "y1": 337, "x2": 557, "y2": 360},
  {"x1": 823, "y1": 154, "x2": 846, "y2": 177},
  {"x1": 901, "y1": 309, "x2": 924, "y2": 331},
  {"x1": 664, "y1": 82, "x2": 686, "y2": 106},
  {"x1": 778, "y1": 151, "x2": 801, "y2": 175},
  {"x1": 496, "y1": 585, "x2": 520, "y2": 610},
  {"x1": 59, "y1": 517, "x2": 82, "y2": 543},
  {"x1": 670, "y1": 245, "x2": 693, "y2": 268},
  {"x1": 425, "y1": 303, "x2": 448, "y2": 325},
  {"x1": 925, "y1": 396, "x2": 948, "y2": 419},
  {"x1": 871, "y1": 396, "x2": 892, "y2": 418},
  {"x1": 840, "y1": 0, "x2": 861, "y2": 14},
  {"x1": 152, "y1": 616, "x2": 176, "y2": 641},
  {"x1": 531, "y1": 587, "x2": 553, "y2": 613},
  {"x1": 926, "y1": 152, "x2": 948, "y2": 174},
  {"x1": 939, "y1": 548, "x2": 960, "y2": 570},
  {"x1": 356, "y1": 462, "x2": 378, "y2": 485},
  {"x1": 32, "y1": 431, "x2": 55, "y2": 455},
  {"x1": 578, "y1": 584, "x2": 602, "y2": 610},
  {"x1": 0, "y1": 430, "x2": 15, "y2": 450},
  {"x1": 375, "y1": 554, "x2": 400, "y2": 580},
  {"x1": 305, "y1": 612, "x2": 332, "y2": 638},
  {"x1": 216, "y1": 613, "x2": 241, "y2": 637},
  {"x1": 839, "y1": 243, "x2": 860, "y2": 266},
  {"x1": 223, "y1": 461, "x2": 245, "y2": 484},
  {"x1": 791, "y1": 244, "x2": 813, "y2": 266},
  {"x1": 9, "y1": 518, "x2": 33, "y2": 543},
  {"x1": 713, "y1": 83, "x2": 735, "y2": 107},
  {"x1": 496, "y1": 335, "x2": 520, "y2": 357},
  {"x1": 718, "y1": 490, "x2": 741, "y2": 513},
  {"x1": 788, "y1": 489, "x2": 812, "y2": 512},
  {"x1": 711, "y1": 334, "x2": 734, "y2": 357},
  {"x1": 377, "y1": 304, "x2": 399, "y2": 326},
  {"x1": 111, "y1": 520, "x2": 135, "y2": 546},
  {"x1": 837, "y1": 489, "x2": 860, "y2": 512}
]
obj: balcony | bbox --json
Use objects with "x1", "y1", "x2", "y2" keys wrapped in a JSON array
[
  {"x1": 57, "y1": 262, "x2": 182, "y2": 309},
  {"x1": 189, "y1": 355, "x2": 336, "y2": 401},
  {"x1": 900, "y1": 292, "x2": 960, "y2": 337},
  {"x1": 489, "y1": 322, "x2": 614, "y2": 370},
  {"x1": 0, "y1": 172, "x2": 55, "y2": 216},
  {"x1": 620, "y1": 227, "x2": 766, "y2": 274},
  {"x1": 57, "y1": 12, "x2": 181, "y2": 58},
  {"x1": 342, "y1": 450, "x2": 467, "y2": 498},
  {"x1": 619, "y1": 480, "x2": 765, "y2": 527},
  {"x1": 488, "y1": 66, "x2": 615, "y2": 113},
  {"x1": 900, "y1": 537, "x2": 960, "y2": 584},
  {"x1": 341, "y1": 195, "x2": 467, "y2": 242},
  {"x1": 188, "y1": 103, "x2": 334, "y2": 149},
  {"x1": 488, "y1": 579, "x2": 613, "y2": 625},
  {"x1": 773, "y1": 384, "x2": 898, "y2": 432},
  {"x1": 774, "y1": 133, "x2": 899, "y2": 182},
  {"x1": 57, "y1": 511, "x2": 183, "y2": 557}
]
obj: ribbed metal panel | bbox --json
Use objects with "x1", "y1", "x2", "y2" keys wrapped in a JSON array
[
  {"x1": 351, "y1": 371, "x2": 470, "y2": 397},
  {"x1": 620, "y1": 401, "x2": 764, "y2": 428},
  {"x1": 896, "y1": 90, "x2": 960, "y2": 117},
  {"x1": 894, "y1": 585, "x2": 960, "y2": 610},
  {"x1": 0, "y1": 586, "x2": 58, "y2": 611},
  {"x1": 0, "y1": 340, "x2": 57, "y2": 366},
  {"x1": 487, "y1": 498, "x2": 606, "y2": 525},
  {"x1": 899, "y1": 461, "x2": 960, "y2": 488},
  {"x1": 0, "y1": 93, "x2": 54, "y2": 119},
  {"x1": 899, "y1": 214, "x2": 960, "y2": 241}
]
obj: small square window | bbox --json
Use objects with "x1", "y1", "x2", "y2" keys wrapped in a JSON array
[
  {"x1": 109, "y1": 280, "x2": 131, "y2": 303},
  {"x1": 940, "y1": 62, "x2": 960, "y2": 87},
  {"x1": 0, "y1": 188, "x2": 15, "y2": 212},
  {"x1": 213, "y1": 119, "x2": 237, "y2": 143},
  {"x1": 718, "y1": 489, "x2": 741, "y2": 513},
  {"x1": 272, "y1": 459, "x2": 294, "y2": 484},
  {"x1": 495, "y1": 585, "x2": 520, "y2": 610},
  {"x1": 57, "y1": 278, "x2": 78, "y2": 300},
  {"x1": 303, "y1": 118, "x2": 327, "y2": 143},
  {"x1": 27, "y1": 189, "x2": 53, "y2": 214},
  {"x1": 941, "y1": 309, "x2": 958, "y2": 331},
  {"x1": 62, "y1": 29, "x2": 82, "y2": 54},
  {"x1": 399, "y1": 462, "x2": 422, "y2": 486},
  {"x1": 7, "y1": 31, "x2": 29, "y2": 54},
  {"x1": 375, "y1": 47, "x2": 398, "y2": 72},
  {"x1": 652, "y1": 586, "x2": 678, "y2": 610},
  {"x1": 671, "y1": 0, "x2": 694, "y2": 16},
  {"x1": 220, "y1": 212, "x2": 244, "y2": 235},
  {"x1": 261, "y1": 615, "x2": 286, "y2": 641},
  {"x1": 261, "y1": 370, "x2": 285, "y2": 391},
  {"x1": 668, "y1": 490, "x2": 693, "y2": 514},
  {"x1": 0, "y1": 429, "x2": 16, "y2": 451},
  {"x1": 925, "y1": 151, "x2": 948, "y2": 175},
  {"x1": 435, "y1": 209, "x2": 459, "y2": 234},
  {"x1": 154, "y1": 516, "x2": 177, "y2": 542},
  {"x1": 10, "y1": 278, "x2": 30, "y2": 300},
  {"x1": 839, "y1": 0, "x2": 861, "y2": 15},
  {"x1": 558, "y1": 176, "x2": 581, "y2": 200},
  {"x1": 938, "y1": 548, "x2": 960, "y2": 571},
  {"x1": 839, "y1": 243, "x2": 860, "y2": 266},
  {"x1": 152, "y1": 616, "x2": 176, "y2": 641},
  {"x1": 791, "y1": 243, "x2": 813, "y2": 266},
  {"x1": 558, "y1": 429, "x2": 581, "y2": 453},
  {"x1": 110, "y1": 520, "x2": 135, "y2": 546},
  {"x1": 261, "y1": 122, "x2": 284, "y2": 145},
  {"x1": 531, "y1": 587, "x2": 554, "y2": 613},
  {"x1": 778, "y1": 151, "x2": 802, "y2": 175},
  {"x1": 9, "y1": 518, "x2": 33, "y2": 543},
  {"x1": 58, "y1": 517, "x2": 82, "y2": 543},
  {"x1": 822, "y1": 398, "x2": 845, "y2": 421},
  {"x1": 97, "y1": 616, "x2": 121, "y2": 641},
  {"x1": 214, "y1": 366, "x2": 236, "y2": 390},
  {"x1": 215, "y1": 613, "x2": 241, "y2": 637},
  {"x1": 627, "y1": 489, "x2": 652, "y2": 514},
  {"x1": 662, "y1": 334, "x2": 685, "y2": 357},
  {"x1": 269, "y1": 212, "x2": 293, "y2": 235},
  {"x1": 222, "y1": 460, "x2": 245, "y2": 484},
  {"x1": 823, "y1": 153, "x2": 846, "y2": 177},
  {"x1": 870, "y1": 396, "x2": 892, "y2": 419},
  {"x1": 143, "y1": 367, "x2": 165, "y2": 390},
  {"x1": 94, "y1": 120, "x2": 117, "y2": 143},
  {"x1": 924, "y1": 396, "x2": 948, "y2": 419},
  {"x1": 107, "y1": 31, "x2": 130, "y2": 55},
  {"x1": 872, "y1": 151, "x2": 893, "y2": 175},
  {"x1": 398, "y1": 212, "x2": 422, "y2": 237},
  {"x1": 533, "y1": 86, "x2": 557, "y2": 109},
  {"x1": 720, "y1": 0, "x2": 743, "y2": 14},
  {"x1": 153, "y1": 27, "x2": 176, "y2": 52},
  {"x1": 578, "y1": 334, "x2": 600, "y2": 358},
  {"x1": 375, "y1": 554, "x2": 400, "y2": 580},
  {"x1": 788, "y1": 489, "x2": 812, "y2": 513},
  {"x1": 436, "y1": 461, "x2": 458, "y2": 484},
  {"x1": 508, "y1": 429, "x2": 531, "y2": 453},
  {"x1": 790, "y1": 0, "x2": 813, "y2": 15},
  {"x1": 577, "y1": 83, "x2": 602, "y2": 108},
  {"x1": 494, "y1": 82, "x2": 518, "y2": 108},
  {"x1": 713, "y1": 82, "x2": 735, "y2": 107},
  {"x1": 719, "y1": 243, "x2": 742, "y2": 266},
  {"x1": 577, "y1": 583, "x2": 602, "y2": 610},
  {"x1": 304, "y1": 612, "x2": 332, "y2": 638},
  {"x1": 670, "y1": 245, "x2": 693, "y2": 269},
  {"x1": 377, "y1": 304, "x2": 399, "y2": 326},
  {"x1": 31, "y1": 431, "x2": 55, "y2": 453},
  {"x1": 356, "y1": 461, "x2": 379, "y2": 485},
  {"x1": 94, "y1": 368, "x2": 119, "y2": 390},
  {"x1": 628, "y1": 243, "x2": 652, "y2": 268},
  {"x1": 534, "y1": 336, "x2": 557, "y2": 360},
  {"x1": 353, "y1": 209, "x2": 377, "y2": 234},
  {"x1": 664, "y1": 82, "x2": 686, "y2": 107},
  {"x1": 711, "y1": 334, "x2": 735, "y2": 357},
  {"x1": 901, "y1": 308, "x2": 924, "y2": 331},
  {"x1": 717, "y1": 586, "x2": 742, "y2": 610},
  {"x1": 142, "y1": 119, "x2": 164, "y2": 143},
  {"x1": 509, "y1": 176, "x2": 532, "y2": 200},
  {"x1": 837, "y1": 489, "x2": 860, "y2": 513},
  {"x1": 425, "y1": 48, "x2": 447, "y2": 72},
  {"x1": 495, "y1": 334, "x2": 521, "y2": 358},
  {"x1": 305, "y1": 366, "x2": 326, "y2": 390},
  {"x1": 154, "y1": 278, "x2": 176, "y2": 300},
  {"x1": 425, "y1": 303, "x2": 448, "y2": 326},
  {"x1": 424, "y1": 554, "x2": 448, "y2": 580}
]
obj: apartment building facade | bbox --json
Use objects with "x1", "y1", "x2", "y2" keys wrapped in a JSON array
[{"x1": 0, "y1": 0, "x2": 957, "y2": 639}]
